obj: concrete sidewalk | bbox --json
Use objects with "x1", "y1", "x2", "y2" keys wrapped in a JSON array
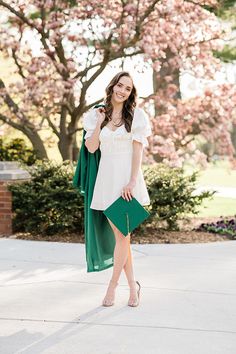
[{"x1": 0, "y1": 237, "x2": 235, "y2": 354}]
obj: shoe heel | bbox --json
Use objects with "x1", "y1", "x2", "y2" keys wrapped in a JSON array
[
  {"x1": 136, "y1": 281, "x2": 141, "y2": 299},
  {"x1": 128, "y1": 280, "x2": 141, "y2": 307}
]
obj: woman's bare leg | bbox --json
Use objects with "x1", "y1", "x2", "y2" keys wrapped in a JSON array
[
  {"x1": 108, "y1": 218, "x2": 131, "y2": 282},
  {"x1": 103, "y1": 219, "x2": 139, "y2": 306},
  {"x1": 123, "y1": 239, "x2": 140, "y2": 305},
  {"x1": 102, "y1": 219, "x2": 130, "y2": 306},
  {"x1": 123, "y1": 243, "x2": 135, "y2": 284}
]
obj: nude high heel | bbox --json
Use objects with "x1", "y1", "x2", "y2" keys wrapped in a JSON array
[
  {"x1": 128, "y1": 280, "x2": 141, "y2": 307},
  {"x1": 102, "y1": 280, "x2": 118, "y2": 307}
]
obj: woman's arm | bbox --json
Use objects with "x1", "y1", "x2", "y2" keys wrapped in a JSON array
[
  {"x1": 122, "y1": 140, "x2": 143, "y2": 201},
  {"x1": 85, "y1": 120, "x2": 102, "y2": 153},
  {"x1": 85, "y1": 109, "x2": 105, "y2": 153}
]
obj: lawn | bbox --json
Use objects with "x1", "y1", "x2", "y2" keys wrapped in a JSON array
[
  {"x1": 184, "y1": 160, "x2": 236, "y2": 217},
  {"x1": 185, "y1": 159, "x2": 236, "y2": 188},
  {"x1": 197, "y1": 170, "x2": 236, "y2": 189},
  {"x1": 190, "y1": 196, "x2": 236, "y2": 217}
]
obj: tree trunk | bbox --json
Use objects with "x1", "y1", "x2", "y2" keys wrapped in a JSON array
[
  {"x1": 62, "y1": 133, "x2": 80, "y2": 162},
  {"x1": 72, "y1": 134, "x2": 80, "y2": 161},
  {"x1": 230, "y1": 123, "x2": 236, "y2": 155},
  {"x1": 153, "y1": 47, "x2": 181, "y2": 115},
  {"x1": 25, "y1": 129, "x2": 48, "y2": 160},
  {"x1": 58, "y1": 133, "x2": 74, "y2": 160},
  {"x1": 152, "y1": 47, "x2": 181, "y2": 162},
  {"x1": 0, "y1": 119, "x2": 48, "y2": 160}
]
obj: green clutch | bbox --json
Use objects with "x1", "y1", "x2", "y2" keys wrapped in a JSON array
[{"x1": 103, "y1": 196, "x2": 150, "y2": 237}]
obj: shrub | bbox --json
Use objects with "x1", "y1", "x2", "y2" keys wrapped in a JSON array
[
  {"x1": 143, "y1": 163, "x2": 214, "y2": 230},
  {"x1": 8, "y1": 160, "x2": 84, "y2": 235},
  {"x1": 8, "y1": 160, "x2": 214, "y2": 236},
  {"x1": 0, "y1": 137, "x2": 37, "y2": 165}
]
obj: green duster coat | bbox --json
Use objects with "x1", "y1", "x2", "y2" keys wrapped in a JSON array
[{"x1": 73, "y1": 128, "x2": 115, "y2": 272}]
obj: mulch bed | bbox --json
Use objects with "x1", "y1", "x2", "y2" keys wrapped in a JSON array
[{"x1": 4, "y1": 216, "x2": 233, "y2": 244}]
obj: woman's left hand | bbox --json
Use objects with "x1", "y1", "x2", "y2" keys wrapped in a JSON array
[{"x1": 121, "y1": 180, "x2": 136, "y2": 201}]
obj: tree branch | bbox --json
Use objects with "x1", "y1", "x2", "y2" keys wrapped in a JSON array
[
  {"x1": 11, "y1": 49, "x2": 26, "y2": 79},
  {"x1": 68, "y1": 126, "x2": 83, "y2": 136},
  {"x1": 0, "y1": 1, "x2": 35, "y2": 28},
  {"x1": 0, "y1": 78, "x2": 29, "y2": 124},
  {"x1": 54, "y1": 39, "x2": 69, "y2": 79},
  {"x1": 84, "y1": 98, "x2": 105, "y2": 113},
  {"x1": 45, "y1": 116, "x2": 60, "y2": 137},
  {"x1": 73, "y1": 49, "x2": 142, "y2": 80},
  {"x1": 0, "y1": 1, "x2": 71, "y2": 80},
  {"x1": 0, "y1": 112, "x2": 33, "y2": 135},
  {"x1": 184, "y1": 0, "x2": 218, "y2": 8}
]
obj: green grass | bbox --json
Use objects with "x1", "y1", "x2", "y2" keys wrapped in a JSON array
[
  {"x1": 197, "y1": 168, "x2": 236, "y2": 188},
  {"x1": 184, "y1": 160, "x2": 236, "y2": 188},
  {"x1": 184, "y1": 161, "x2": 236, "y2": 217},
  {"x1": 188, "y1": 196, "x2": 236, "y2": 217}
]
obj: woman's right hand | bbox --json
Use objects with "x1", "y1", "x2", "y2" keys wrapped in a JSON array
[{"x1": 95, "y1": 107, "x2": 106, "y2": 126}]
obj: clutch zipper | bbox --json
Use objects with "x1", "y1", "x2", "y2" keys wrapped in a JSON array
[{"x1": 126, "y1": 212, "x2": 130, "y2": 235}]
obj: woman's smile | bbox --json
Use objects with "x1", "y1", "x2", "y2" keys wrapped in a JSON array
[{"x1": 115, "y1": 92, "x2": 126, "y2": 100}]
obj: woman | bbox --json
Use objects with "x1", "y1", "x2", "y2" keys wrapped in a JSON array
[{"x1": 82, "y1": 71, "x2": 151, "y2": 307}]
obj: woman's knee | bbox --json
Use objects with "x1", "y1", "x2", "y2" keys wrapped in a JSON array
[
  {"x1": 115, "y1": 231, "x2": 130, "y2": 243},
  {"x1": 107, "y1": 218, "x2": 117, "y2": 231},
  {"x1": 107, "y1": 218, "x2": 130, "y2": 241}
]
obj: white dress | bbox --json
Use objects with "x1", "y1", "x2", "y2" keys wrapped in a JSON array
[{"x1": 83, "y1": 107, "x2": 152, "y2": 211}]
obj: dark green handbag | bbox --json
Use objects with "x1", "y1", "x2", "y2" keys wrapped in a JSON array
[{"x1": 103, "y1": 196, "x2": 150, "y2": 236}]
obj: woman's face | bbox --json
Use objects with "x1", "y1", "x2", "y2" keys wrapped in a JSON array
[{"x1": 112, "y1": 76, "x2": 133, "y2": 104}]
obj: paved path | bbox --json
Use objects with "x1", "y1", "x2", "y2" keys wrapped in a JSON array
[{"x1": 0, "y1": 238, "x2": 235, "y2": 354}]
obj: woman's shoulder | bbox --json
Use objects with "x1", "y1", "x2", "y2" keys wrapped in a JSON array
[
  {"x1": 82, "y1": 108, "x2": 98, "y2": 131},
  {"x1": 134, "y1": 106, "x2": 146, "y2": 115},
  {"x1": 131, "y1": 106, "x2": 152, "y2": 145},
  {"x1": 132, "y1": 106, "x2": 149, "y2": 128}
]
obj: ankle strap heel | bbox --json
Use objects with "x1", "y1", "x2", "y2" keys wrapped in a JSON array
[{"x1": 128, "y1": 280, "x2": 141, "y2": 307}]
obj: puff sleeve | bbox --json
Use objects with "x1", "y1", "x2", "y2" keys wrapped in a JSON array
[
  {"x1": 82, "y1": 109, "x2": 98, "y2": 140},
  {"x1": 131, "y1": 108, "x2": 152, "y2": 147}
]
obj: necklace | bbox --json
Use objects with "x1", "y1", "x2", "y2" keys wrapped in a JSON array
[
  {"x1": 111, "y1": 119, "x2": 123, "y2": 127},
  {"x1": 109, "y1": 110, "x2": 123, "y2": 127}
]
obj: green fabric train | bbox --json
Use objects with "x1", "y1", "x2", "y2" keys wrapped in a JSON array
[{"x1": 72, "y1": 105, "x2": 115, "y2": 272}]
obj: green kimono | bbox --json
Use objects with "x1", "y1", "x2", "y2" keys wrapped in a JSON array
[{"x1": 73, "y1": 129, "x2": 115, "y2": 272}]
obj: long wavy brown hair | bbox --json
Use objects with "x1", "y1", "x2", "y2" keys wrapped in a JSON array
[{"x1": 100, "y1": 71, "x2": 137, "y2": 132}]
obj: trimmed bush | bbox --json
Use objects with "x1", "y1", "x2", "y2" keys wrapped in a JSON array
[
  {"x1": 143, "y1": 163, "x2": 214, "y2": 230},
  {"x1": 8, "y1": 160, "x2": 84, "y2": 235},
  {"x1": 0, "y1": 137, "x2": 37, "y2": 165},
  {"x1": 8, "y1": 160, "x2": 214, "y2": 235}
]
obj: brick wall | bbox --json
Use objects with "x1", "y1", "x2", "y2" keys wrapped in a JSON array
[{"x1": 0, "y1": 181, "x2": 13, "y2": 236}]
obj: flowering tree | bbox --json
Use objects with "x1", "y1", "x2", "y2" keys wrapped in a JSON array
[
  {"x1": 0, "y1": 0, "x2": 235, "y2": 166},
  {"x1": 142, "y1": 0, "x2": 236, "y2": 166},
  {"x1": 214, "y1": 1, "x2": 236, "y2": 154}
]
